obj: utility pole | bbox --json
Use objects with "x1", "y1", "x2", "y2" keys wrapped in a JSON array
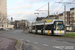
[
  {"x1": 64, "y1": 5, "x2": 66, "y2": 25},
  {"x1": 35, "y1": 2, "x2": 50, "y2": 34},
  {"x1": 48, "y1": 2, "x2": 49, "y2": 18}
]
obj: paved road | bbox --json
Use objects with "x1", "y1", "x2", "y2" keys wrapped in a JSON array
[{"x1": 1, "y1": 30, "x2": 75, "y2": 50}]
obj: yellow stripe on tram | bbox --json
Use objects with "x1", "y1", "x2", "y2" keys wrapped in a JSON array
[
  {"x1": 33, "y1": 30, "x2": 34, "y2": 33},
  {"x1": 60, "y1": 31, "x2": 62, "y2": 33},
  {"x1": 48, "y1": 30, "x2": 50, "y2": 35}
]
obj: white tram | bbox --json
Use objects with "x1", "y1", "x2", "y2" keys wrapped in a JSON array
[{"x1": 29, "y1": 19, "x2": 65, "y2": 35}]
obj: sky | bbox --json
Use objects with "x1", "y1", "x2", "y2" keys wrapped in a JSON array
[{"x1": 7, "y1": 0, "x2": 75, "y2": 22}]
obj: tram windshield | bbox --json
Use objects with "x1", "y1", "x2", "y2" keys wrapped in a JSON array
[{"x1": 55, "y1": 22, "x2": 64, "y2": 30}]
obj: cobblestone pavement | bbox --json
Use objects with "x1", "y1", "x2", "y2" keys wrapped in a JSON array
[{"x1": 0, "y1": 36, "x2": 16, "y2": 50}]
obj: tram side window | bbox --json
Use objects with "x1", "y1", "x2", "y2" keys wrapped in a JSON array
[
  {"x1": 45, "y1": 24, "x2": 54, "y2": 30},
  {"x1": 36, "y1": 25, "x2": 38, "y2": 30},
  {"x1": 36, "y1": 25, "x2": 43, "y2": 30},
  {"x1": 32, "y1": 26, "x2": 35, "y2": 30}
]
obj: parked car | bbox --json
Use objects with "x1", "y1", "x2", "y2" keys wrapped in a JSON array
[{"x1": 3, "y1": 28, "x2": 9, "y2": 31}]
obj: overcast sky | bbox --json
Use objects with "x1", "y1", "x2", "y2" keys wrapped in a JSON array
[{"x1": 7, "y1": 0, "x2": 75, "y2": 22}]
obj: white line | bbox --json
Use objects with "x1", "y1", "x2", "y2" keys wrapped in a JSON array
[
  {"x1": 43, "y1": 44, "x2": 49, "y2": 46},
  {"x1": 26, "y1": 40, "x2": 30, "y2": 42},
  {"x1": 34, "y1": 42, "x2": 38, "y2": 44},
  {"x1": 21, "y1": 39, "x2": 24, "y2": 41},
  {"x1": 53, "y1": 46, "x2": 64, "y2": 50},
  {"x1": 52, "y1": 39, "x2": 57, "y2": 41},
  {"x1": 63, "y1": 41, "x2": 68, "y2": 43},
  {"x1": 44, "y1": 38, "x2": 47, "y2": 40}
]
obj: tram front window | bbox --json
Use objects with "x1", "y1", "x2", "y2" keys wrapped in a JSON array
[{"x1": 56, "y1": 22, "x2": 64, "y2": 30}]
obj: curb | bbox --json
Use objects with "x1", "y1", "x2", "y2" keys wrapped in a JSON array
[
  {"x1": 0, "y1": 34, "x2": 41, "y2": 50},
  {"x1": 0, "y1": 34, "x2": 23, "y2": 50},
  {"x1": 0, "y1": 39, "x2": 2, "y2": 42},
  {"x1": 15, "y1": 39, "x2": 23, "y2": 50}
]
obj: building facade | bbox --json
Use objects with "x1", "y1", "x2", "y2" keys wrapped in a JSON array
[
  {"x1": 69, "y1": 8, "x2": 75, "y2": 31},
  {"x1": 0, "y1": 0, "x2": 7, "y2": 29},
  {"x1": 18, "y1": 20, "x2": 29, "y2": 29},
  {"x1": 70, "y1": 8, "x2": 75, "y2": 25},
  {"x1": 14, "y1": 20, "x2": 20, "y2": 29},
  {"x1": 57, "y1": 11, "x2": 70, "y2": 26}
]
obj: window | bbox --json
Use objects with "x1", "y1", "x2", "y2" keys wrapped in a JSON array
[
  {"x1": 2, "y1": 25, "x2": 3, "y2": 27},
  {"x1": 55, "y1": 22, "x2": 64, "y2": 30},
  {"x1": 45, "y1": 24, "x2": 54, "y2": 30},
  {"x1": 36, "y1": 25, "x2": 44, "y2": 30}
]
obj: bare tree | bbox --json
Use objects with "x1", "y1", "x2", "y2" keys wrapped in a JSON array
[{"x1": 0, "y1": 12, "x2": 7, "y2": 28}]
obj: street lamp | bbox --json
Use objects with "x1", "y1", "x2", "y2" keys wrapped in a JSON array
[{"x1": 34, "y1": 13, "x2": 39, "y2": 17}]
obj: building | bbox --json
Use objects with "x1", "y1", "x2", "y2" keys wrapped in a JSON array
[
  {"x1": 70, "y1": 8, "x2": 75, "y2": 25},
  {"x1": 11, "y1": 17, "x2": 14, "y2": 25},
  {"x1": 69, "y1": 8, "x2": 75, "y2": 31},
  {"x1": 36, "y1": 17, "x2": 45, "y2": 21},
  {"x1": 57, "y1": 11, "x2": 72, "y2": 31},
  {"x1": 36, "y1": 15, "x2": 57, "y2": 21},
  {"x1": 0, "y1": 0, "x2": 7, "y2": 29},
  {"x1": 14, "y1": 20, "x2": 20, "y2": 29},
  {"x1": 7, "y1": 19, "x2": 14, "y2": 29},
  {"x1": 18, "y1": 20, "x2": 29, "y2": 29},
  {"x1": 46, "y1": 15, "x2": 58, "y2": 19},
  {"x1": 11, "y1": 17, "x2": 13, "y2": 22},
  {"x1": 58, "y1": 13, "x2": 63, "y2": 20},
  {"x1": 58, "y1": 11, "x2": 70, "y2": 25}
]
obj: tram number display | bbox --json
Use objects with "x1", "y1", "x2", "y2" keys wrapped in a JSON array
[
  {"x1": 46, "y1": 19, "x2": 52, "y2": 22},
  {"x1": 56, "y1": 22, "x2": 62, "y2": 24}
]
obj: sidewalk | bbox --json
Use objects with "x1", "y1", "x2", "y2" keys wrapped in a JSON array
[
  {"x1": 66, "y1": 32, "x2": 75, "y2": 33},
  {"x1": 0, "y1": 36, "x2": 16, "y2": 50},
  {"x1": 0, "y1": 34, "x2": 41, "y2": 50}
]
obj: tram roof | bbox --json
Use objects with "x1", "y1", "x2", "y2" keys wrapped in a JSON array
[{"x1": 32, "y1": 19, "x2": 63, "y2": 26}]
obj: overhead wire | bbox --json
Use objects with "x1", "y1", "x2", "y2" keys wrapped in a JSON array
[
  {"x1": 72, "y1": 0, "x2": 75, "y2": 2},
  {"x1": 36, "y1": 3, "x2": 48, "y2": 10}
]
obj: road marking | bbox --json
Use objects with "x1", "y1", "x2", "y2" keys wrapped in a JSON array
[
  {"x1": 26, "y1": 40, "x2": 30, "y2": 42},
  {"x1": 37, "y1": 36, "x2": 42, "y2": 38},
  {"x1": 34, "y1": 42, "x2": 38, "y2": 44},
  {"x1": 52, "y1": 39, "x2": 57, "y2": 41},
  {"x1": 53, "y1": 46, "x2": 64, "y2": 50},
  {"x1": 63, "y1": 41, "x2": 68, "y2": 43},
  {"x1": 44, "y1": 38, "x2": 47, "y2": 40},
  {"x1": 21, "y1": 39, "x2": 24, "y2": 41},
  {"x1": 43, "y1": 44, "x2": 49, "y2": 46}
]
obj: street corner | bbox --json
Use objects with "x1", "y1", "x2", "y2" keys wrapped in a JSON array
[{"x1": 0, "y1": 36, "x2": 16, "y2": 50}]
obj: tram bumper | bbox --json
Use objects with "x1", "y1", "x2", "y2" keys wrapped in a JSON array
[{"x1": 54, "y1": 30, "x2": 65, "y2": 35}]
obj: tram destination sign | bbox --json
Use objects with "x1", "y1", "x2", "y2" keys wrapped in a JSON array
[{"x1": 46, "y1": 19, "x2": 52, "y2": 22}]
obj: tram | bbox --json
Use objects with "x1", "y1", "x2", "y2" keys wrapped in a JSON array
[{"x1": 29, "y1": 19, "x2": 65, "y2": 35}]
